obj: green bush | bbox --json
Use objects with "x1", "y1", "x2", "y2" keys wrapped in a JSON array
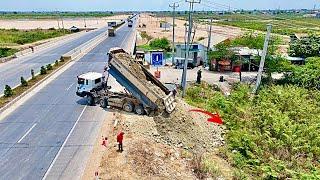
[
  {"x1": 4, "y1": 85, "x2": 13, "y2": 97},
  {"x1": 54, "y1": 60, "x2": 59, "y2": 66},
  {"x1": 0, "y1": 48, "x2": 18, "y2": 58},
  {"x1": 149, "y1": 37, "x2": 171, "y2": 51},
  {"x1": 289, "y1": 34, "x2": 320, "y2": 57},
  {"x1": 281, "y1": 57, "x2": 320, "y2": 90},
  {"x1": 46, "y1": 64, "x2": 53, "y2": 71},
  {"x1": 20, "y1": 77, "x2": 28, "y2": 87},
  {"x1": 40, "y1": 66, "x2": 47, "y2": 75},
  {"x1": 186, "y1": 83, "x2": 320, "y2": 179}
]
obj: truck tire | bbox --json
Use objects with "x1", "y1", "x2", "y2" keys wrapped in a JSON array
[
  {"x1": 100, "y1": 98, "x2": 108, "y2": 108},
  {"x1": 134, "y1": 105, "x2": 145, "y2": 115},
  {"x1": 123, "y1": 102, "x2": 134, "y2": 112},
  {"x1": 87, "y1": 95, "x2": 95, "y2": 106}
]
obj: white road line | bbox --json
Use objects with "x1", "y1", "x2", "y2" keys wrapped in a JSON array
[
  {"x1": 66, "y1": 83, "x2": 75, "y2": 91},
  {"x1": 42, "y1": 106, "x2": 87, "y2": 180},
  {"x1": 17, "y1": 123, "x2": 37, "y2": 143}
]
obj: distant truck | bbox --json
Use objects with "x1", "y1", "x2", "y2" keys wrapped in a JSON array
[
  {"x1": 107, "y1": 21, "x2": 117, "y2": 27},
  {"x1": 128, "y1": 20, "x2": 133, "y2": 27},
  {"x1": 108, "y1": 28, "x2": 115, "y2": 37},
  {"x1": 76, "y1": 47, "x2": 176, "y2": 115}
]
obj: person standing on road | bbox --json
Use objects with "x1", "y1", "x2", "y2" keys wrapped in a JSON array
[{"x1": 117, "y1": 132, "x2": 124, "y2": 152}]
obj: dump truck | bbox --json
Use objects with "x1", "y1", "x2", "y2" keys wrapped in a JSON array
[
  {"x1": 108, "y1": 28, "x2": 115, "y2": 37},
  {"x1": 76, "y1": 47, "x2": 176, "y2": 115}
]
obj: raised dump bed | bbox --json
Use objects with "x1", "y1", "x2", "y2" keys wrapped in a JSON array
[{"x1": 108, "y1": 48, "x2": 176, "y2": 114}]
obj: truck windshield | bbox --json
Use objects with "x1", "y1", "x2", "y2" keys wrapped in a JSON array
[{"x1": 78, "y1": 78, "x2": 85, "y2": 85}]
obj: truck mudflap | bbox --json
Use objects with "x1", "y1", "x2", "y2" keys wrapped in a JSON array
[{"x1": 163, "y1": 92, "x2": 176, "y2": 113}]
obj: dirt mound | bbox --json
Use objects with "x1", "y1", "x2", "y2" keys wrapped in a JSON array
[
  {"x1": 96, "y1": 112, "x2": 195, "y2": 179},
  {"x1": 154, "y1": 99, "x2": 225, "y2": 152}
]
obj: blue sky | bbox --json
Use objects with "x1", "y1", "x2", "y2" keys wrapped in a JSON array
[{"x1": 0, "y1": 0, "x2": 319, "y2": 11}]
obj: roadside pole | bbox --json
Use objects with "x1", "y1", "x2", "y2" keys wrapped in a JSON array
[
  {"x1": 169, "y1": 2, "x2": 179, "y2": 66},
  {"x1": 206, "y1": 18, "x2": 212, "y2": 67},
  {"x1": 181, "y1": 0, "x2": 201, "y2": 97},
  {"x1": 252, "y1": 24, "x2": 272, "y2": 94}
]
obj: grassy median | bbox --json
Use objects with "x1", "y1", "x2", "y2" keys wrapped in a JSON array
[{"x1": 0, "y1": 59, "x2": 68, "y2": 108}]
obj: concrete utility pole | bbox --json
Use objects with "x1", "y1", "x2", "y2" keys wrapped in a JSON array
[
  {"x1": 181, "y1": 0, "x2": 201, "y2": 97},
  {"x1": 252, "y1": 24, "x2": 272, "y2": 94},
  {"x1": 169, "y1": 2, "x2": 179, "y2": 66},
  {"x1": 206, "y1": 18, "x2": 213, "y2": 67}
]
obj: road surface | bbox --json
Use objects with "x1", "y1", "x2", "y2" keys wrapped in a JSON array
[
  {"x1": 0, "y1": 26, "x2": 110, "y2": 94},
  {"x1": 0, "y1": 20, "x2": 137, "y2": 179}
]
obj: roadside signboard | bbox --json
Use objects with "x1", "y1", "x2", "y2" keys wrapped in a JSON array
[{"x1": 151, "y1": 51, "x2": 164, "y2": 67}]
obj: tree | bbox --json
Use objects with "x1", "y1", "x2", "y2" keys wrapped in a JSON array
[
  {"x1": 4, "y1": 85, "x2": 13, "y2": 97},
  {"x1": 149, "y1": 38, "x2": 171, "y2": 51},
  {"x1": 40, "y1": 66, "x2": 47, "y2": 75},
  {"x1": 20, "y1": 76, "x2": 28, "y2": 87},
  {"x1": 46, "y1": 64, "x2": 53, "y2": 71}
]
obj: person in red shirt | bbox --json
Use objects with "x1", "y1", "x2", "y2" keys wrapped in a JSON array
[{"x1": 117, "y1": 132, "x2": 124, "y2": 152}]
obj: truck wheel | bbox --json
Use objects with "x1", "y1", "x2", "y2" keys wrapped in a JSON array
[
  {"x1": 134, "y1": 105, "x2": 145, "y2": 115},
  {"x1": 87, "y1": 95, "x2": 95, "y2": 106},
  {"x1": 123, "y1": 102, "x2": 134, "y2": 112},
  {"x1": 100, "y1": 98, "x2": 108, "y2": 108}
]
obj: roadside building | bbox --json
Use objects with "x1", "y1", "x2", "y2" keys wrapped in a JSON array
[
  {"x1": 174, "y1": 43, "x2": 207, "y2": 68},
  {"x1": 231, "y1": 47, "x2": 263, "y2": 71}
]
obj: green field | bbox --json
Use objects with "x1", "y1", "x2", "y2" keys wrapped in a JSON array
[
  {"x1": 0, "y1": 29, "x2": 71, "y2": 46},
  {"x1": 0, "y1": 12, "x2": 114, "y2": 19},
  {"x1": 156, "y1": 12, "x2": 320, "y2": 35}
]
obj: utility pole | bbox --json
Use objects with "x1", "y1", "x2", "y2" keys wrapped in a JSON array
[
  {"x1": 84, "y1": 17, "x2": 87, "y2": 31},
  {"x1": 206, "y1": 18, "x2": 212, "y2": 67},
  {"x1": 181, "y1": 0, "x2": 201, "y2": 97},
  {"x1": 60, "y1": 12, "x2": 65, "y2": 30},
  {"x1": 169, "y1": 2, "x2": 179, "y2": 66},
  {"x1": 252, "y1": 24, "x2": 272, "y2": 94}
]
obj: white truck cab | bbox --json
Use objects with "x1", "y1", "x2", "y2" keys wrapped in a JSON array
[{"x1": 76, "y1": 72, "x2": 103, "y2": 97}]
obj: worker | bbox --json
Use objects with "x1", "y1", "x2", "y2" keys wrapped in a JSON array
[
  {"x1": 117, "y1": 132, "x2": 124, "y2": 152},
  {"x1": 196, "y1": 69, "x2": 202, "y2": 84}
]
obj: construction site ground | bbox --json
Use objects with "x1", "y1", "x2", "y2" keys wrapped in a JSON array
[
  {"x1": 136, "y1": 13, "x2": 243, "y2": 47},
  {"x1": 82, "y1": 98, "x2": 233, "y2": 180}
]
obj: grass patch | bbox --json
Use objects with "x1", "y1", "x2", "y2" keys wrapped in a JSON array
[
  {"x1": 185, "y1": 83, "x2": 320, "y2": 179},
  {"x1": 0, "y1": 47, "x2": 19, "y2": 58},
  {"x1": 0, "y1": 29, "x2": 72, "y2": 46},
  {"x1": 0, "y1": 58, "x2": 68, "y2": 108}
]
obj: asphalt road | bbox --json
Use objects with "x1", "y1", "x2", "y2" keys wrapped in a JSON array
[
  {"x1": 0, "y1": 26, "x2": 109, "y2": 94},
  {"x1": 0, "y1": 20, "x2": 136, "y2": 179}
]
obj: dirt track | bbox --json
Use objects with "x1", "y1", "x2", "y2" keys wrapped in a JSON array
[{"x1": 137, "y1": 13, "x2": 243, "y2": 46}]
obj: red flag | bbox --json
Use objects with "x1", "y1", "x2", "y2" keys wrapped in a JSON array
[{"x1": 189, "y1": 109, "x2": 223, "y2": 125}]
